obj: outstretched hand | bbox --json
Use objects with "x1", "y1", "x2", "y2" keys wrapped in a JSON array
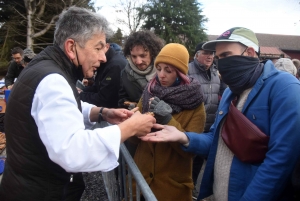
[{"x1": 139, "y1": 124, "x2": 189, "y2": 144}]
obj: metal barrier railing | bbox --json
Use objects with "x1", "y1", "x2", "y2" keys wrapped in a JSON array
[{"x1": 102, "y1": 143, "x2": 157, "y2": 201}]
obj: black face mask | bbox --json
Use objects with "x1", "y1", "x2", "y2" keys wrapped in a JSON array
[{"x1": 217, "y1": 55, "x2": 263, "y2": 95}]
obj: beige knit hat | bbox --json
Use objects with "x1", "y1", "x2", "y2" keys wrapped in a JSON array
[
  {"x1": 274, "y1": 58, "x2": 297, "y2": 76},
  {"x1": 23, "y1": 48, "x2": 36, "y2": 62},
  {"x1": 292, "y1": 59, "x2": 300, "y2": 69},
  {"x1": 154, "y1": 43, "x2": 189, "y2": 75}
]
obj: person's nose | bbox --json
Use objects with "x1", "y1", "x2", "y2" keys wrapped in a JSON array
[
  {"x1": 135, "y1": 57, "x2": 142, "y2": 64},
  {"x1": 99, "y1": 51, "x2": 107, "y2": 63},
  {"x1": 158, "y1": 71, "x2": 165, "y2": 78}
]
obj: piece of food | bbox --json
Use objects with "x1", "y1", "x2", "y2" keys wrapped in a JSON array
[
  {"x1": 124, "y1": 101, "x2": 137, "y2": 106},
  {"x1": 145, "y1": 112, "x2": 154, "y2": 116}
]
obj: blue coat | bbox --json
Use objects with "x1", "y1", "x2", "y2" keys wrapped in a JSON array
[{"x1": 183, "y1": 60, "x2": 300, "y2": 201}]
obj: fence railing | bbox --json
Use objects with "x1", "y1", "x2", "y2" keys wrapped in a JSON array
[{"x1": 102, "y1": 143, "x2": 157, "y2": 201}]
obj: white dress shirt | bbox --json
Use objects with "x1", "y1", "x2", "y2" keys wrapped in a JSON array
[{"x1": 31, "y1": 74, "x2": 121, "y2": 173}]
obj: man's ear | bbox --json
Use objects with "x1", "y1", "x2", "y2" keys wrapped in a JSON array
[
  {"x1": 64, "y1": 39, "x2": 76, "y2": 60},
  {"x1": 246, "y1": 47, "x2": 257, "y2": 57}
]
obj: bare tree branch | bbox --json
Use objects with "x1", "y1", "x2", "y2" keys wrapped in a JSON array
[
  {"x1": 36, "y1": 0, "x2": 46, "y2": 19},
  {"x1": 12, "y1": 7, "x2": 26, "y2": 20},
  {"x1": 113, "y1": 0, "x2": 146, "y2": 33},
  {"x1": 32, "y1": 15, "x2": 59, "y2": 38}
]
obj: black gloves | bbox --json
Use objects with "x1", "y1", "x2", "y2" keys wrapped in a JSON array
[{"x1": 149, "y1": 97, "x2": 172, "y2": 124}]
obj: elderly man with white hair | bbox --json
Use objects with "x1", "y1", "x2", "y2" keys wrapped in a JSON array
[{"x1": 274, "y1": 58, "x2": 297, "y2": 76}]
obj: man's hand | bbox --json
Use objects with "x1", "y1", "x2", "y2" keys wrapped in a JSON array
[
  {"x1": 103, "y1": 108, "x2": 134, "y2": 124},
  {"x1": 118, "y1": 112, "x2": 156, "y2": 142},
  {"x1": 139, "y1": 124, "x2": 189, "y2": 144},
  {"x1": 129, "y1": 111, "x2": 156, "y2": 137},
  {"x1": 90, "y1": 107, "x2": 133, "y2": 123}
]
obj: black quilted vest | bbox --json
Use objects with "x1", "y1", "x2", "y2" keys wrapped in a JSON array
[{"x1": 0, "y1": 46, "x2": 85, "y2": 201}]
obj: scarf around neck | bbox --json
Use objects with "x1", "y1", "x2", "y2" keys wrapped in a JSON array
[
  {"x1": 128, "y1": 57, "x2": 156, "y2": 79},
  {"x1": 142, "y1": 77, "x2": 204, "y2": 114},
  {"x1": 125, "y1": 57, "x2": 156, "y2": 88}
]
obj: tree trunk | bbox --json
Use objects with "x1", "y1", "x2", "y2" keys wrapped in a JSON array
[
  {"x1": 0, "y1": 27, "x2": 10, "y2": 61},
  {"x1": 25, "y1": 0, "x2": 33, "y2": 49}
]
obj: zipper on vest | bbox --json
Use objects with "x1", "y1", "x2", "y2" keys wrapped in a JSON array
[{"x1": 70, "y1": 174, "x2": 73, "y2": 182}]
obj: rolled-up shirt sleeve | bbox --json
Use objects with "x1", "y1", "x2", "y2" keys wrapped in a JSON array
[{"x1": 31, "y1": 74, "x2": 121, "y2": 172}]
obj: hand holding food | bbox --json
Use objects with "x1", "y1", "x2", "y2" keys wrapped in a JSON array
[{"x1": 129, "y1": 111, "x2": 156, "y2": 137}]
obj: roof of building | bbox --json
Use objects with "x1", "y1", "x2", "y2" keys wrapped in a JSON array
[
  {"x1": 260, "y1": 46, "x2": 290, "y2": 58},
  {"x1": 208, "y1": 33, "x2": 300, "y2": 51}
]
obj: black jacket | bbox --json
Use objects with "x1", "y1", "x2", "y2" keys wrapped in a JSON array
[
  {"x1": 118, "y1": 63, "x2": 146, "y2": 108},
  {"x1": 0, "y1": 46, "x2": 84, "y2": 201},
  {"x1": 4, "y1": 61, "x2": 24, "y2": 87},
  {"x1": 80, "y1": 48, "x2": 127, "y2": 108}
]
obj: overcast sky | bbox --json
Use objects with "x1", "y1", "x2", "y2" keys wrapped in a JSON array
[{"x1": 94, "y1": 0, "x2": 300, "y2": 36}]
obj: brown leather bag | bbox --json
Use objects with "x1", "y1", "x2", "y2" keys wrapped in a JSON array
[{"x1": 221, "y1": 100, "x2": 269, "y2": 163}]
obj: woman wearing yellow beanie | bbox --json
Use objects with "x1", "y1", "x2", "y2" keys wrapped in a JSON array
[{"x1": 132, "y1": 43, "x2": 206, "y2": 201}]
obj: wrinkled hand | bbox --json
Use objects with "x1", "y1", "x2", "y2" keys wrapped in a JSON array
[
  {"x1": 128, "y1": 111, "x2": 156, "y2": 137},
  {"x1": 139, "y1": 124, "x2": 189, "y2": 144},
  {"x1": 149, "y1": 97, "x2": 172, "y2": 124},
  {"x1": 104, "y1": 108, "x2": 134, "y2": 124}
]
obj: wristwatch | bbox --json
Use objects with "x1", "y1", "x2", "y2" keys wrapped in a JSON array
[{"x1": 98, "y1": 107, "x2": 105, "y2": 123}]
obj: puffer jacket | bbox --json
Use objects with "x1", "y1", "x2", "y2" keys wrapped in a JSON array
[{"x1": 188, "y1": 60, "x2": 221, "y2": 132}]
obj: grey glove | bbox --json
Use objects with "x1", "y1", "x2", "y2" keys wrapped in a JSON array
[{"x1": 149, "y1": 97, "x2": 172, "y2": 124}]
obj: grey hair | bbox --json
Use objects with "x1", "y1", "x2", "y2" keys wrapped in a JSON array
[{"x1": 54, "y1": 6, "x2": 113, "y2": 49}]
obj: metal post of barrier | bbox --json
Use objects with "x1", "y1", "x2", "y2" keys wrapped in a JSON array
[
  {"x1": 103, "y1": 143, "x2": 157, "y2": 201},
  {"x1": 120, "y1": 144, "x2": 157, "y2": 201}
]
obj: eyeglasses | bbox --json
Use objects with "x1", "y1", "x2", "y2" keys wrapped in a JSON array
[{"x1": 240, "y1": 47, "x2": 248, "y2": 56}]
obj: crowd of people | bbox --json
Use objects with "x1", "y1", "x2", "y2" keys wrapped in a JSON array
[{"x1": 1, "y1": 6, "x2": 300, "y2": 201}]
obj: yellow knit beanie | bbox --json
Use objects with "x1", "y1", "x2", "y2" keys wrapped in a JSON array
[{"x1": 154, "y1": 43, "x2": 189, "y2": 75}]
